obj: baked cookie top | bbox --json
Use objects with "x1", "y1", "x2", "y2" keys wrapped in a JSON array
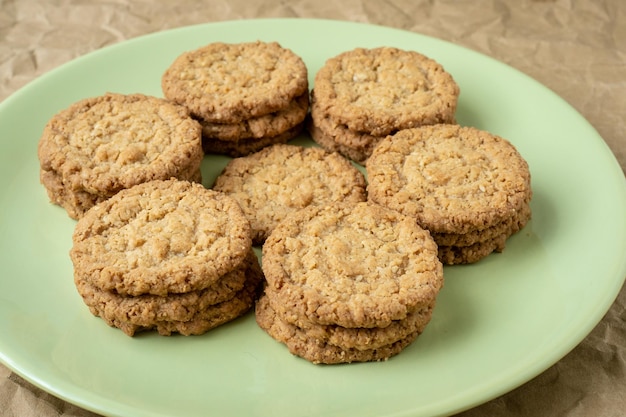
[
  {"x1": 262, "y1": 202, "x2": 443, "y2": 329},
  {"x1": 161, "y1": 41, "x2": 308, "y2": 123},
  {"x1": 366, "y1": 124, "x2": 532, "y2": 234},
  {"x1": 312, "y1": 47, "x2": 459, "y2": 136},
  {"x1": 70, "y1": 179, "x2": 252, "y2": 296},
  {"x1": 37, "y1": 93, "x2": 203, "y2": 196},
  {"x1": 213, "y1": 144, "x2": 367, "y2": 244}
]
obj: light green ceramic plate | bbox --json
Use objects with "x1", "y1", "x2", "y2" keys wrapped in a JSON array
[{"x1": 0, "y1": 18, "x2": 625, "y2": 417}]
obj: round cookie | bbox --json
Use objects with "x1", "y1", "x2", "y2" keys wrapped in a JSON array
[
  {"x1": 307, "y1": 98, "x2": 381, "y2": 165},
  {"x1": 103, "y1": 257, "x2": 263, "y2": 337},
  {"x1": 213, "y1": 144, "x2": 367, "y2": 244},
  {"x1": 37, "y1": 93, "x2": 203, "y2": 219},
  {"x1": 431, "y1": 202, "x2": 532, "y2": 247},
  {"x1": 261, "y1": 292, "x2": 435, "y2": 351},
  {"x1": 75, "y1": 250, "x2": 258, "y2": 327},
  {"x1": 256, "y1": 294, "x2": 420, "y2": 364},
  {"x1": 200, "y1": 93, "x2": 309, "y2": 141},
  {"x1": 366, "y1": 124, "x2": 532, "y2": 235},
  {"x1": 312, "y1": 47, "x2": 459, "y2": 137},
  {"x1": 202, "y1": 122, "x2": 304, "y2": 158},
  {"x1": 161, "y1": 41, "x2": 308, "y2": 123},
  {"x1": 262, "y1": 201, "x2": 444, "y2": 329},
  {"x1": 70, "y1": 179, "x2": 252, "y2": 297}
]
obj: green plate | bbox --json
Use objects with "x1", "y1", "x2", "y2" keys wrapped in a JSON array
[{"x1": 1, "y1": 18, "x2": 625, "y2": 417}]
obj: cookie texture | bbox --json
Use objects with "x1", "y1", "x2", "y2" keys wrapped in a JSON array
[
  {"x1": 262, "y1": 202, "x2": 443, "y2": 329},
  {"x1": 213, "y1": 144, "x2": 367, "y2": 244},
  {"x1": 70, "y1": 179, "x2": 252, "y2": 297},
  {"x1": 202, "y1": 122, "x2": 304, "y2": 157},
  {"x1": 200, "y1": 93, "x2": 309, "y2": 141},
  {"x1": 161, "y1": 41, "x2": 308, "y2": 123},
  {"x1": 367, "y1": 124, "x2": 532, "y2": 264},
  {"x1": 256, "y1": 292, "x2": 421, "y2": 364},
  {"x1": 38, "y1": 93, "x2": 203, "y2": 219},
  {"x1": 311, "y1": 47, "x2": 459, "y2": 137}
]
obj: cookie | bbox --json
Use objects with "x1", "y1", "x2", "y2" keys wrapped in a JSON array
[
  {"x1": 306, "y1": 99, "x2": 380, "y2": 165},
  {"x1": 202, "y1": 122, "x2": 304, "y2": 157},
  {"x1": 98, "y1": 255, "x2": 263, "y2": 337},
  {"x1": 75, "y1": 250, "x2": 257, "y2": 327},
  {"x1": 200, "y1": 93, "x2": 309, "y2": 141},
  {"x1": 38, "y1": 93, "x2": 203, "y2": 219},
  {"x1": 213, "y1": 144, "x2": 367, "y2": 244},
  {"x1": 367, "y1": 124, "x2": 532, "y2": 234},
  {"x1": 262, "y1": 201, "x2": 444, "y2": 329},
  {"x1": 70, "y1": 179, "x2": 252, "y2": 297},
  {"x1": 255, "y1": 294, "x2": 420, "y2": 364},
  {"x1": 161, "y1": 41, "x2": 308, "y2": 124},
  {"x1": 366, "y1": 124, "x2": 532, "y2": 264},
  {"x1": 262, "y1": 292, "x2": 435, "y2": 351},
  {"x1": 311, "y1": 47, "x2": 459, "y2": 137}
]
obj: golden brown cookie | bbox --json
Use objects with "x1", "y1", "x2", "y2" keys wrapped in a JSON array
[
  {"x1": 255, "y1": 293, "x2": 421, "y2": 364},
  {"x1": 262, "y1": 202, "x2": 444, "y2": 329},
  {"x1": 202, "y1": 122, "x2": 305, "y2": 157},
  {"x1": 311, "y1": 47, "x2": 459, "y2": 137},
  {"x1": 97, "y1": 255, "x2": 263, "y2": 337},
  {"x1": 367, "y1": 124, "x2": 532, "y2": 264},
  {"x1": 70, "y1": 179, "x2": 252, "y2": 297},
  {"x1": 161, "y1": 41, "x2": 308, "y2": 124},
  {"x1": 213, "y1": 144, "x2": 367, "y2": 244},
  {"x1": 37, "y1": 93, "x2": 203, "y2": 219},
  {"x1": 200, "y1": 93, "x2": 309, "y2": 141}
]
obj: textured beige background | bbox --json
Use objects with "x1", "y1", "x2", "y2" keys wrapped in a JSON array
[{"x1": 1, "y1": 0, "x2": 625, "y2": 416}]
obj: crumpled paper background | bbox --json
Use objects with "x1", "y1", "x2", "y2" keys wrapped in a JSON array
[{"x1": 1, "y1": 0, "x2": 624, "y2": 416}]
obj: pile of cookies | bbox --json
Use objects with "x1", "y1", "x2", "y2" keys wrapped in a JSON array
[
  {"x1": 70, "y1": 179, "x2": 262, "y2": 336},
  {"x1": 308, "y1": 47, "x2": 460, "y2": 164},
  {"x1": 37, "y1": 93, "x2": 203, "y2": 219},
  {"x1": 36, "y1": 39, "x2": 533, "y2": 364},
  {"x1": 161, "y1": 41, "x2": 309, "y2": 157},
  {"x1": 367, "y1": 124, "x2": 532, "y2": 265},
  {"x1": 257, "y1": 202, "x2": 444, "y2": 364}
]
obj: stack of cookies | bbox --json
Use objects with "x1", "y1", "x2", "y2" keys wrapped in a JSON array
[
  {"x1": 162, "y1": 41, "x2": 309, "y2": 157},
  {"x1": 308, "y1": 47, "x2": 460, "y2": 164},
  {"x1": 212, "y1": 143, "x2": 367, "y2": 245},
  {"x1": 367, "y1": 124, "x2": 532, "y2": 265},
  {"x1": 257, "y1": 202, "x2": 444, "y2": 364},
  {"x1": 37, "y1": 93, "x2": 203, "y2": 219},
  {"x1": 70, "y1": 179, "x2": 262, "y2": 336}
]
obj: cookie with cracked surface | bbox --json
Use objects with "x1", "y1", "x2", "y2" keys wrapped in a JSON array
[
  {"x1": 213, "y1": 144, "x2": 367, "y2": 244},
  {"x1": 37, "y1": 93, "x2": 203, "y2": 219},
  {"x1": 367, "y1": 124, "x2": 532, "y2": 235},
  {"x1": 312, "y1": 47, "x2": 459, "y2": 137},
  {"x1": 261, "y1": 291, "x2": 435, "y2": 351},
  {"x1": 255, "y1": 293, "x2": 420, "y2": 364},
  {"x1": 161, "y1": 41, "x2": 308, "y2": 124},
  {"x1": 70, "y1": 179, "x2": 252, "y2": 297},
  {"x1": 262, "y1": 201, "x2": 443, "y2": 329},
  {"x1": 75, "y1": 250, "x2": 258, "y2": 328},
  {"x1": 96, "y1": 253, "x2": 264, "y2": 337}
]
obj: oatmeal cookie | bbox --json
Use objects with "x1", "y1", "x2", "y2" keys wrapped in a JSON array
[
  {"x1": 312, "y1": 47, "x2": 459, "y2": 137},
  {"x1": 161, "y1": 41, "x2": 308, "y2": 124},
  {"x1": 37, "y1": 93, "x2": 203, "y2": 219},
  {"x1": 255, "y1": 294, "x2": 420, "y2": 364},
  {"x1": 213, "y1": 144, "x2": 367, "y2": 244},
  {"x1": 70, "y1": 179, "x2": 252, "y2": 296},
  {"x1": 262, "y1": 202, "x2": 443, "y2": 329}
]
